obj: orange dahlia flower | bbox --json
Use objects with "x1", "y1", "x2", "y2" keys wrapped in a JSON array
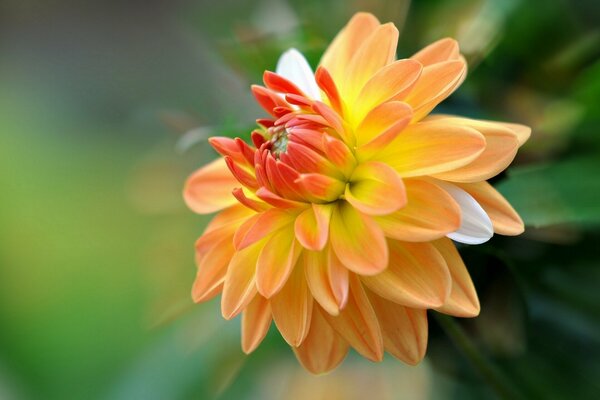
[{"x1": 184, "y1": 12, "x2": 530, "y2": 373}]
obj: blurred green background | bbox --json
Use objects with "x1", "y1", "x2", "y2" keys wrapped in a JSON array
[{"x1": 1, "y1": 0, "x2": 599, "y2": 399}]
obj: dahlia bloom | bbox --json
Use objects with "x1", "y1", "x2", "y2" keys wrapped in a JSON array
[{"x1": 184, "y1": 12, "x2": 529, "y2": 373}]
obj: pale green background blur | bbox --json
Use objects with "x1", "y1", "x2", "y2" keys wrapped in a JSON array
[{"x1": 1, "y1": 0, "x2": 599, "y2": 399}]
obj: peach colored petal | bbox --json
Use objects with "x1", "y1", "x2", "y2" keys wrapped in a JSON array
[
  {"x1": 295, "y1": 173, "x2": 346, "y2": 202},
  {"x1": 353, "y1": 59, "x2": 422, "y2": 124},
  {"x1": 256, "y1": 227, "x2": 302, "y2": 298},
  {"x1": 330, "y1": 202, "x2": 388, "y2": 275},
  {"x1": 368, "y1": 293, "x2": 428, "y2": 364},
  {"x1": 428, "y1": 116, "x2": 520, "y2": 182},
  {"x1": 345, "y1": 161, "x2": 407, "y2": 216},
  {"x1": 241, "y1": 295, "x2": 272, "y2": 354},
  {"x1": 233, "y1": 209, "x2": 295, "y2": 250},
  {"x1": 354, "y1": 101, "x2": 413, "y2": 159},
  {"x1": 404, "y1": 59, "x2": 466, "y2": 121},
  {"x1": 183, "y1": 158, "x2": 239, "y2": 214},
  {"x1": 374, "y1": 120, "x2": 486, "y2": 177},
  {"x1": 361, "y1": 241, "x2": 451, "y2": 308},
  {"x1": 433, "y1": 238, "x2": 480, "y2": 317},
  {"x1": 322, "y1": 275, "x2": 383, "y2": 361},
  {"x1": 304, "y1": 248, "x2": 349, "y2": 316},
  {"x1": 498, "y1": 122, "x2": 531, "y2": 146},
  {"x1": 294, "y1": 203, "x2": 334, "y2": 251},
  {"x1": 374, "y1": 178, "x2": 461, "y2": 241},
  {"x1": 320, "y1": 12, "x2": 380, "y2": 88},
  {"x1": 456, "y1": 181, "x2": 524, "y2": 236},
  {"x1": 221, "y1": 239, "x2": 264, "y2": 320},
  {"x1": 293, "y1": 306, "x2": 349, "y2": 374},
  {"x1": 271, "y1": 264, "x2": 313, "y2": 347},
  {"x1": 192, "y1": 234, "x2": 234, "y2": 303},
  {"x1": 203, "y1": 204, "x2": 255, "y2": 234},
  {"x1": 411, "y1": 38, "x2": 460, "y2": 66}
]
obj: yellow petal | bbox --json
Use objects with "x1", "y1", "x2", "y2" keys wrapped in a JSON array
[
  {"x1": 345, "y1": 161, "x2": 407, "y2": 216},
  {"x1": 361, "y1": 241, "x2": 451, "y2": 308},
  {"x1": 271, "y1": 263, "x2": 313, "y2": 347},
  {"x1": 233, "y1": 208, "x2": 295, "y2": 250},
  {"x1": 355, "y1": 101, "x2": 413, "y2": 158},
  {"x1": 241, "y1": 295, "x2": 272, "y2": 354},
  {"x1": 192, "y1": 234, "x2": 234, "y2": 303},
  {"x1": 256, "y1": 227, "x2": 302, "y2": 298},
  {"x1": 322, "y1": 275, "x2": 383, "y2": 361},
  {"x1": 330, "y1": 201, "x2": 388, "y2": 275},
  {"x1": 374, "y1": 178, "x2": 461, "y2": 241},
  {"x1": 456, "y1": 181, "x2": 524, "y2": 236},
  {"x1": 221, "y1": 239, "x2": 264, "y2": 320},
  {"x1": 294, "y1": 203, "x2": 334, "y2": 251},
  {"x1": 342, "y1": 23, "x2": 399, "y2": 103},
  {"x1": 429, "y1": 116, "x2": 520, "y2": 182},
  {"x1": 183, "y1": 158, "x2": 239, "y2": 214},
  {"x1": 320, "y1": 12, "x2": 380, "y2": 88},
  {"x1": 353, "y1": 59, "x2": 422, "y2": 124},
  {"x1": 293, "y1": 306, "x2": 349, "y2": 374},
  {"x1": 404, "y1": 59, "x2": 466, "y2": 121},
  {"x1": 368, "y1": 293, "x2": 428, "y2": 365},
  {"x1": 374, "y1": 120, "x2": 485, "y2": 177},
  {"x1": 433, "y1": 238, "x2": 480, "y2": 317},
  {"x1": 411, "y1": 38, "x2": 460, "y2": 66}
]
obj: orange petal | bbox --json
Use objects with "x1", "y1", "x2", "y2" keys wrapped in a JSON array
[
  {"x1": 456, "y1": 181, "x2": 524, "y2": 236},
  {"x1": 411, "y1": 38, "x2": 460, "y2": 66},
  {"x1": 293, "y1": 306, "x2": 349, "y2": 374},
  {"x1": 294, "y1": 203, "x2": 334, "y2": 251},
  {"x1": 322, "y1": 134, "x2": 357, "y2": 178},
  {"x1": 342, "y1": 23, "x2": 399, "y2": 103},
  {"x1": 322, "y1": 275, "x2": 383, "y2": 361},
  {"x1": 330, "y1": 201, "x2": 388, "y2": 275},
  {"x1": 345, "y1": 161, "x2": 406, "y2": 216},
  {"x1": 432, "y1": 238, "x2": 480, "y2": 317},
  {"x1": 304, "y1": 248, "x2": 349, "y2": 316},
  {"x1": 295, "y1": 173, "x2": 346, "y2": 202},
  {"x1": 500, "y1": 122, "x2": 531, "y2": 146},
  {"x1": 361, "y1": 241, "x2": 451, "y2": 308},
  {"x1": 355, "y1": 101, "x2": 413, "y2": 158},
  {"x1": 270, "y1": 263, "x2": 313, "y2": 346},
  {"x1": 320, "y1": 12, "x2": 380, "y2": 88},
  {"x1": 183, "y1": 158, "x2": 239, "y2": 214},
  {"x1": 233, "y1": 208, "x2": 295, "y2": 250},
  {"x1": 404, "y1": 59, "x2": 466, "y2": 121},
  {"x1": 192, "y1": 234, "x2": 234, "y2": 303},
  {"x1": 353, "y1": 59, "x2": 422, "y2": 124},
  {"x1": 368, "y1": 293, "x2": 428, "y2": 365},
  {"x1": 256, "y1": 227, "x2": 302, "y2": 298},
  {"x1": 374, "y1": 120, "x2": 485, "y2": 177},
  {"x1": 374, "y1": 178, "x2": 461, "y2": 241},
  {"x1": 241, "y1": 295, "x2": 272, "y2": 354},
  {"x1": 429, "y1": 116, "x2": 520, "y2": 182},
  {"x1": 203, "y1": 204, "x2": 255, "y2": 234},
  {"x1": 221, "y1": 240, "x2": 264, "y2": 320}
]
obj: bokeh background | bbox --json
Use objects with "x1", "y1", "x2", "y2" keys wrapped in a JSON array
[{"x1": 1, "y1": 0, "x2": 599, "y2": 399}]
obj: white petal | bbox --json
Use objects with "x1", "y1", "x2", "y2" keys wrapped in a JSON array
[
  {"x1": 438, "y1": 181, "x2": 494, "y2": 245},
  {"x1": 276, "y1": 48, "x2": 322, "y2": 100}
]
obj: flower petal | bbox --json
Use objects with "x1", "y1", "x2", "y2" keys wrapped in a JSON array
[
  {"x1": 304, "y1": 248, "x2": 349, "y2": 316},
  {"x1": 362, "y1": 241, "x2": 451, "y2": 308},
  {"x1": 271, "y1": 263, "x2": 313, "y2": 347},
  {"x1": 411, "y1": 38, "x2": 460, "y2": 66},
  {"x1": 184, "y1": 158, "x2": 239, "y2": 214},
  {"x1": 276, "y1": 48, "x2": 322, "y2": 100},
  {"x1": 345, "y1": 161, "x2": 407, "y2": 216},
  {"x1": 374, "y1": 120, "x2": 486, "y2": 177},
  {"x1": 221, "y1": 240, "x2": 264, "y2": 320},
  {"x1": 433, "y1": 238, "x2": 480, "y2": 317},
  {"x1": 192, "y1": 234, "x2": 234, "y2": 303},
  {"x1": 330, "y1": 201, "x2": 388, "y2": 275},
  {"x1": 429, "y1": 116, "x2": 520, "y2": 182},
  {"x1": 233, "y1": 208, "x2": 295, "y2": 250},
  {"x1": 375, "y1": 178, "x2": 461, "y2": 242},
  {"x1": 368, "y1": 293, "x2": 428, "y2": 365},
  {"x1": 256, "y1": 227, "x2": 302, "y2": 298},
  {"x1": 456, "y1": 181, "x2": 524, "y2": 236},
  {"x1": 293, "y1": 306, "x2": 349, "y2": 374},
  {"x1": 436, "y1": 181, "x2": 494, "y2": 244},
  {"x1": 294, "y1": 203, "x2": 334, "y2": 251},
  {"x1": 241, "y1": 295, "x2": 272, "y2": 354}
]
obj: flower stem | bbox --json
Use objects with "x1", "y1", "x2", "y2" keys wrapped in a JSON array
[{"x1": 433, "y1": 313, "x2": 525, "y2": 400}]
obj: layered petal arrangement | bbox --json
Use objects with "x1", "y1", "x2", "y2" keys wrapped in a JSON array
[{"x1": 184, "y1": 12, "x2": 530, "y2": 373}]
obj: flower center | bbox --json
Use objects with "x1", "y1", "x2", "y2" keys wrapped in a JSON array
[{"x1": 268, "y1": 126, "x2": 289, "y2": 157}]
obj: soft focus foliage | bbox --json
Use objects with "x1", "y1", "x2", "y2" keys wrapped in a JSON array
[{"x1": 0, "y1": 0, "x2": 599, "y2": 399}]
